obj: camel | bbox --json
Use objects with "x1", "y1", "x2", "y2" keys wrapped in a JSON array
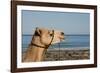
[{"x1": 23, "y1": 27, "x2": 64, "y2": 62}]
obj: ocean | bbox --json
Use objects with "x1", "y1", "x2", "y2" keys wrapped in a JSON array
[{"x1": 22, "y1": 35, "x2": 90, "y2": 51}]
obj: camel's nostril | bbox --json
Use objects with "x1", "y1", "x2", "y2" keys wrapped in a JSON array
[{"x1": 61, "y1": 32, "x2": 64, "y2": 35}]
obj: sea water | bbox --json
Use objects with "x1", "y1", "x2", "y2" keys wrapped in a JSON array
[{"x1": 22, "y1": 35, "x2": 90, "y2": 51}]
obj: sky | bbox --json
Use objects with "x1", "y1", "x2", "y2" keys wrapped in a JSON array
[{"x1": 22, "y1": 10, "x2": 90, "y2": 35}]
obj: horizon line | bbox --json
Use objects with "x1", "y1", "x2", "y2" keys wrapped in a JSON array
[{"x1": 22, "y1": 34, "x2": 90, "y2": 36}]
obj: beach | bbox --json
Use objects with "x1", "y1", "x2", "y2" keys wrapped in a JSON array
[
  {"x1": 22, "y1": 48, "x2": 90, "y2": 61},
  {"x1": 43, "y1": 48, "x2": 90, "y2": 61}
]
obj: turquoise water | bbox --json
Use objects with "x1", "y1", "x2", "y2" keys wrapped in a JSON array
[{"x1": 22, "y1": 35, "x2": 90, "y2": 51}]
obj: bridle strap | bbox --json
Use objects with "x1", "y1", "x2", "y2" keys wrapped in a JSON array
[
  {"x1": 31, "y1": 43, "x2": 46, "y2": 48},
  {"x1": 45, "y1": 30, "x2": 54, "y2": 49},
  {"x1": 31, "y1": 30, "x2": 54, "y2": 49},
  {"x1": 42, "y1": 30, "x2": 54, "y2": 61}
]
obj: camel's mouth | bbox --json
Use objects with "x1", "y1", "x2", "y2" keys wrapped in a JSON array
[
  {"x1": 60, "y1": 37, "x2": 64, "y2": 41},
  {"x1": 51, "y1": 35, "x2": 65, "y2": 44},
  {"x1": 60, "y1": 35, "x2": 64, "y2": 39},
  {"x1": 59, "y1": 34, "x2": 65, "y2": 41}
]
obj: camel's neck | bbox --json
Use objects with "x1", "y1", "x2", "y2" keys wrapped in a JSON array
[{"x1": 23, "y1": 45, "x2": 46, "y2": 62}]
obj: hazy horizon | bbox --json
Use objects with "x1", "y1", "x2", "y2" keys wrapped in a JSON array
[{"x1": 22, "y1": 34, "x2": 90, "y2": 35}]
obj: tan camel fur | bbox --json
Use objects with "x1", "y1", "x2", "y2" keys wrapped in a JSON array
[{"x1": 23, "y1": 27, "x2": 64, "y2": 62}]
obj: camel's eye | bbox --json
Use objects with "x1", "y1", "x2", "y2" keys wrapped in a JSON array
[
  {"x1": 50, "y1": 33, "x2": 53, "y2": 37},
  {"x1": 49, "y1": 30, "x2": 53, "y2": 37}
]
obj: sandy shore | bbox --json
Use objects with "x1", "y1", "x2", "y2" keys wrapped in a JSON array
[
  {"x1": 22, "y1": 48, "x2": 90, "y2": 61},
  {"x1": 44, "y1": 49, "x2": 90, "y2": 61}
]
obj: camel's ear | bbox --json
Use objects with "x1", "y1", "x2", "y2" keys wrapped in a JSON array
[{"x1": 34, "y1": 27, "x2": 41, "y2": 36}]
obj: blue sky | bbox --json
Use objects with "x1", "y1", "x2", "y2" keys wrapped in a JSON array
[{"x1": 22, "y1": 10, "x2": 90, "y2": 35}]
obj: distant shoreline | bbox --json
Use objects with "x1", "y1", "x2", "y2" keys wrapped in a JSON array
[
  {"x1": 22, "y1": 47, "x2": 89, "y2": 51},
  {"x1": 47, "y1": 47, "x2": 89, "y2": 51}
]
